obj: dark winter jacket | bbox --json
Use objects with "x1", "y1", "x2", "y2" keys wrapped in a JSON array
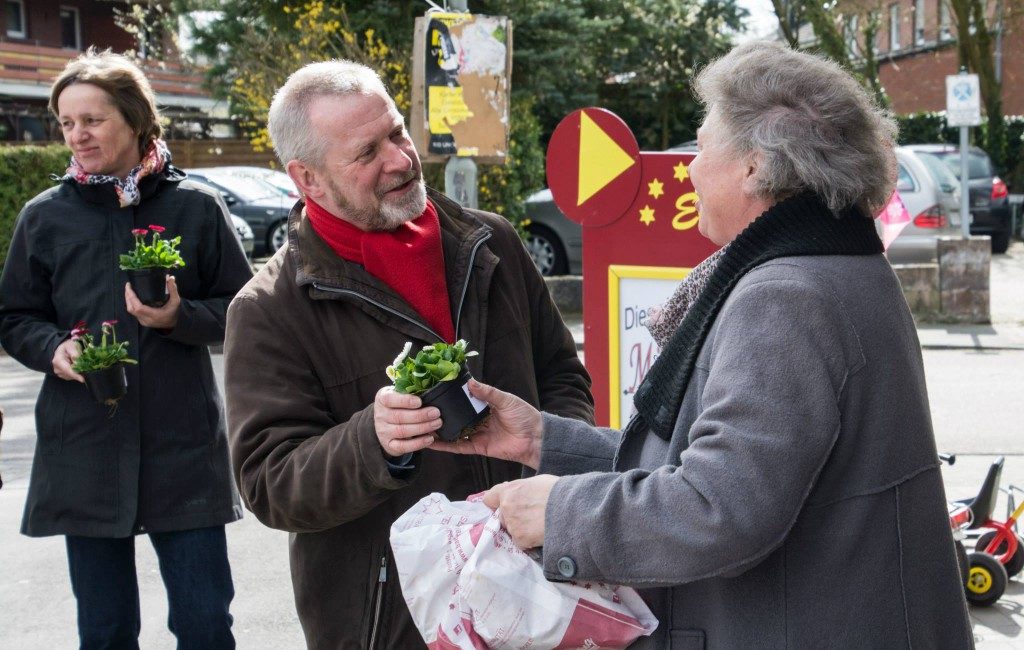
[
  {"x1": 224, "y1": 189, "x2": 594, "y2": 649},
  {"x1": 0, "y1": 166, "x2": 253, "y2": 538}
]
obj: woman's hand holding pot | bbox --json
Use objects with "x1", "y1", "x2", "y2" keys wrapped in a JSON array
[{"x1": 431, "y1": 379, "x2": 543, "y2": 470}]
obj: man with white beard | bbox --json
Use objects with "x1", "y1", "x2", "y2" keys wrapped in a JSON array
[{"x1": 223, "y1": 60, "x2": 593, "y2": 649}]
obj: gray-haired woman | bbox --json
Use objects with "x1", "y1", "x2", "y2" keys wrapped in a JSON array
[{"x1": 381, "y1": 41, "x2": 974, "y2": 647}]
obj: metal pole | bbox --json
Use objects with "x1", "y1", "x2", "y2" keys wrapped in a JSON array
[
  {"x1": 960, "y1": 124, "x2": 971, "y2": 238},
  {"x1": 448, "y1": 0, "x2": 468, "y2": 11}
]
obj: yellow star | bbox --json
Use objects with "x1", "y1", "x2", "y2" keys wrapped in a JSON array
[
  {"x1": 647, "y1": 178, "x2": 664, "y2": 199},
  {"x1": 673, "y1": 162, "x2": 689, "y2": 183},
  {"x1": 639, "y1": 205, "x2": 656, "y2": 226}
]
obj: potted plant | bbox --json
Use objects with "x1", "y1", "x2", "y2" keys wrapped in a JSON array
[
  {"x1": 70, "y1": 320, "x2": 137, "y2": 407},
  {"x1": 386, "y1": 340, "x2": 490, "y2": 442},
  {"x1": 119, "y1": 225, "x2": 185, "y2": 307}
]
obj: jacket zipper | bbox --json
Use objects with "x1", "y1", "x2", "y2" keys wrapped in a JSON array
[
  {"x1": 453, "y1": 232, "x2": 492, "y2": 338},
  {"x1": 311, "y1": 284, "x2": 442, "y2": 341},
  {"x1": 368, "y1": 554, "x2": 387, "y2": 649},
  {"x1": 311, "y1": 231, "x2": 492, "y2": 343}
]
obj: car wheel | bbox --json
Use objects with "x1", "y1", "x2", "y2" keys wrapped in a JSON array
[
  {"x1": 268, "y1": 219, "x2": 289, "y2": 254},
  {"x1": 990, "y1": 229, "x2": 1010, "y2": 254},
  {"x1": 525, "y1": 224, "x2": 568, "y2": 277}
]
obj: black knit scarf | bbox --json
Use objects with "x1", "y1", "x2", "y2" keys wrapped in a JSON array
[{"x1": 627, "y1": 192, "x2": 883, "y2": 441}]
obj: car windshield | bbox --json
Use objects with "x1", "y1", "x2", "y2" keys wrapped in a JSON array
[
  {"x1": 929, "y1": 151, "x2": 992, "y2": 180},
  {"x1": 200, "y1": 173, "x2": 280, "y2": 202},
  {"x1": 915, "y1": 152, "x2": 960, "y2": 192}
]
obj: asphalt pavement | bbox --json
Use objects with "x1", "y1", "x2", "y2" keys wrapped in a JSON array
[{"x1": 2, "y1": 242, "x2": 1023, "y2": 648}]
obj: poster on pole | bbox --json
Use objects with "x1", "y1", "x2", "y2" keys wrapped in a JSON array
[{"x1": 411, "y1": 13, "x2": 511, "y2": 162}]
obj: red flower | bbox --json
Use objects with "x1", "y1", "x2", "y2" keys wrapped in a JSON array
[
  {"x1": 148, "y1": 225, "x2": 166, "y2": 233},
  {"x1": 70, "y1": 320, "x2": 89, "y2": 339},
  {"x1": 101, "y1": 320, "x2": 119, "y2": 327},
  {"x1": 131, "y1": 228, "x2": 148, "y2": 236}
]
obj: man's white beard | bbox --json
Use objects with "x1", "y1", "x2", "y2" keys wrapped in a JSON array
[
  {"x1": 328, "y1": 174, "x2": 427, "y2": 232},
  {"x1": 379, "y1": 179, "x2": 427, "y2": 229}
]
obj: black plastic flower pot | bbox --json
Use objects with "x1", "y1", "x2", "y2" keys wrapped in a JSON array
[
  {"x1": 127, "y1": 268, "x2": 169, "y2": 307},
  {"x1": 419, "y1": 369, "x2": 490, "y2": 442},
  {"x1": 83, "y1": 364, "x2": 128, "y2": 406}
]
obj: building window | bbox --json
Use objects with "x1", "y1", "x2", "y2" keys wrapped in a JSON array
[
  {"x1": 889, "y1": 3, "x2": 901, "y2": 51},
  {"x1": 845, "y1": 15, "x2": 860, "y2": 57},
  {"x1": 914, "y1": 0, "x2": 926, "y2": 44},
  {"x1": 939, "y1": 0, "x2": 952, "y2": 40},
  {"x1": 6, "y1": 0, "x2": 26, "y2": 39},
  {"x1": 60, "y1": 6, "x2": 81, "y2": 50}
]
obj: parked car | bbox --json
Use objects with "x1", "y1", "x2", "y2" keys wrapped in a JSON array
[
  {"x1": 185, "y1": 167, "x2": 294, "y2": 256},
  {"x1": 884, "y1": 147, "x2": 963, "y2": 264},
  {"x1": 229, "y1": 213, "x2": 255, "y2": 260},
  {"x1": 208, "y1": 165, "x2": 300, "y2": 200},
  {"x1": 904, "y1": 144, "x2": 1012, "y2": 254},
  {"x1": 524, "y1": 188, "x2": 582, "y2": 276}
]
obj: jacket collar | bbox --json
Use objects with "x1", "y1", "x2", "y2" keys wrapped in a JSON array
[
  {"x1": 291, "y1": 187, "x2": 493, "y2": 317},
  {"x1": 63, "y1": 164, "x2": 186, "y2": 207}
]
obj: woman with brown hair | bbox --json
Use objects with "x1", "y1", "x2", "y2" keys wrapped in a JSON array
[{"x1": 0, "y1": 49, "x2": 251, "y2": 648}]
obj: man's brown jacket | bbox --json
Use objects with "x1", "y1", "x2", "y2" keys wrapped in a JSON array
[{"x1": 224, "y1": 189, "x2": 593, "y2": 648}]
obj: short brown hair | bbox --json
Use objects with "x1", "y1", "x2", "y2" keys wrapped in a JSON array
[{"x1": 49, "y1": 48, "x2": 163, "y2": 155}]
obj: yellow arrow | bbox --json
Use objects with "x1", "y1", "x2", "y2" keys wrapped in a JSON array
[{"x1": 577, "y1": 112, "x2": 636, "y2": 206}]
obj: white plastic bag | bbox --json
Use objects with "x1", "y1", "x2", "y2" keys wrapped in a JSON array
[{"x1": 390, "y1": 492, "x2": 658, "y2": 649}]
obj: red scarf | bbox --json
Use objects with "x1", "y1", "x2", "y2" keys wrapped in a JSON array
[{"x1": 305, "y1": 198, "x2": 455, "y2": 343}]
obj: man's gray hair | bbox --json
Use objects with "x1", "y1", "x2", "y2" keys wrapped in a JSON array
[
  {"x1": 268, "y1": 60, "x2": 389, "y2": 169},
  {"x1": 694, "y1": 41, "x2": 897, "y2": 216}
]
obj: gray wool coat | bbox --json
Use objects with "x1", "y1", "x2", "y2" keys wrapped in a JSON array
[{"x1": 540, "y1": 254, "x2": 974, "y2": 649}]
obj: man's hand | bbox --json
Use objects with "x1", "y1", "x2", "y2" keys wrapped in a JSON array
[
  {"x1": 125, "y1": 277, "x2": 180, "y2": 330},
  {"x1": 430, "y1": 379, "x2": 543, "y2": 469},
  {"x1": 483, "y1": 474, "x2": 559, "y2": 550},
  {"x1": 52, "y1": 338, "x2": 84, "y2": 383},
  {"x1": 374, "y1": 386, "x2": 442, "y2": 458}
]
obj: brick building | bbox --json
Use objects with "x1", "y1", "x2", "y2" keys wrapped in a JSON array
[
  {"x1": 0, "y1": 0, "x2": 226, "y2": 143},
  {"x1": 865, "y1": 0, "x2": 1022, "y2": 115}
]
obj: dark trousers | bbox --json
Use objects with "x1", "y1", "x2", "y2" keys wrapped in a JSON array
[{"x1": 65, "y1": 526, "x2": 235, "y2": 650}]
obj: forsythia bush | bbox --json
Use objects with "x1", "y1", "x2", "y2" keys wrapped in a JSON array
[{"x1": 0, "y1": 144, "x2": 69, "y2": 270}]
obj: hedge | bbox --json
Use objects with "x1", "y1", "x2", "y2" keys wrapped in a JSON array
[{"x1": 0, "y1": 144, "x2": 68, "y2": 271}]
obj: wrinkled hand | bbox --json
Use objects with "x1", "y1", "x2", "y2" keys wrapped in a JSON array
[
  {"x1": 52, "y1": 338, "x2": 84, "y2": 383},
  {"x1": 429, "y1": 379, "x2": 543, "y2": 469},
  {"x1": 125, "y1": 277, "x2": 180, "y2": 330},
  {"x1": 374, "y1": 386, "x2": 442, "y2": 458},
  {"x1": 484, "y1": 474, "x2": 558, "y2": 550}
]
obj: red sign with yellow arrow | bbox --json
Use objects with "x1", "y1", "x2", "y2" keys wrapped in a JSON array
[{"x1": 546, "y1": 108, "x2": 719, "y2": 426}]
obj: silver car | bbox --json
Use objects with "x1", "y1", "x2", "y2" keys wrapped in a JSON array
[{"x1": 885, "y1": 147, "x2": 962, "y2": 264}]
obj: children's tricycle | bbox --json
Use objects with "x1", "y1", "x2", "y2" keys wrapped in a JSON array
[{"x1": 943, "y1": 454, "x2": 1021, "y2": 607}]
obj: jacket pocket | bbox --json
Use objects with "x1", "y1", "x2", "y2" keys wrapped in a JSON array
[
  {"x1": 35, "y1": 384, "x2": 68, "y2": 456},
  {"x1": 365, "y1": 553, "x2": 389, "y2": 649},
  {"x1": 670, "y1": 629, "x2": 706, "y2": 650}
]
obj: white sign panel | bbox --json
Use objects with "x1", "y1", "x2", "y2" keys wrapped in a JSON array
[
  {"x1": 946, "y1": 74, "x2": 982, "y2": 127},
  {"x1": 608, "y1": 265, "x2": 690, "y2": 428}
]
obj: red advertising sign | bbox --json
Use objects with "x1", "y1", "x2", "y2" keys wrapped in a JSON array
[{"x1": 547, "y1": 108, "x2": 719, "y2": 427}]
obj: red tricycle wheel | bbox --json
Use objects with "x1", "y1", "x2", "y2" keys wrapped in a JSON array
[{"x1": 977, "y1": 531, "x2": 1024, "y2": 578}]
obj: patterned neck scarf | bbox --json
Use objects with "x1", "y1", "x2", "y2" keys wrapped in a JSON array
[
  {"x1": 64, "y1": 139, "x2": 171, "y2": 208},
  {"x1": 645, "y1": 246, "x2": 727, "y2": 349}
]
